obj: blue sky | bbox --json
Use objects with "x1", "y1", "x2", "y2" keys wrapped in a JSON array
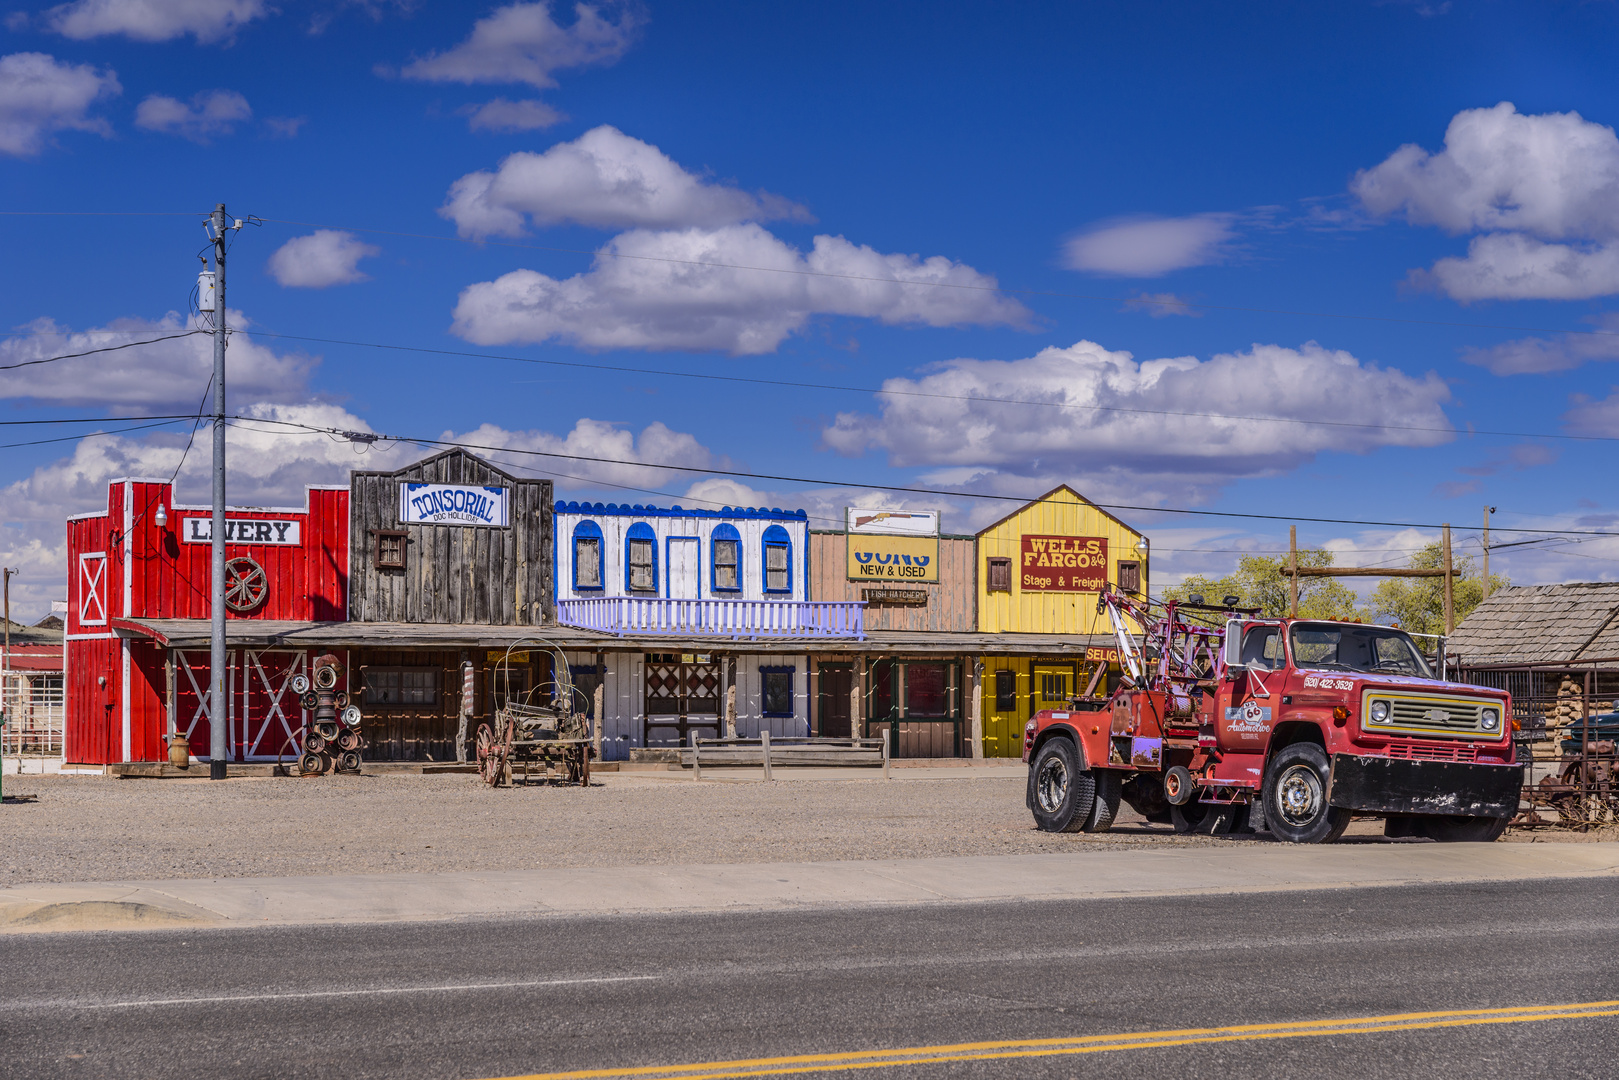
[{"x1": 4, "y1": 0, "x2": 1619, "y2": 618}]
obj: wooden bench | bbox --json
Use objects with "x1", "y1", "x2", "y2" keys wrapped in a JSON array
[{"x1": 687, "y1": 733, "x2": 890, "y2": 780}]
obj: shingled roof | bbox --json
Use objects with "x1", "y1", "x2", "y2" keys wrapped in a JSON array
[{"x1": 1447, "y1": 583, "x2": 1619, "y2": 666}]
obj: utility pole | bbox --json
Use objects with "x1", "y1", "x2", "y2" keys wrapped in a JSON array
[
  {"x1": 1442, "y1": 524, "x2": 1454, "y2": 635},
  {"x1": 3, "y1": 567, "x2": 14, "y2": 796},
  {"x1": 208, "y1": 204, "x2": 230, "y2": 780},
  {"x1": 1288, "y1": 526, "x2": 1298, "y2": 618},
  {"x1": 1482, "y1": 506, "x2": 1495, "y2": 600}
]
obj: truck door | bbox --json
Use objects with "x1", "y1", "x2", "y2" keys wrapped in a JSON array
[{"x1": 1215, "y1": 623, "x2": 1283, "y2": 749}]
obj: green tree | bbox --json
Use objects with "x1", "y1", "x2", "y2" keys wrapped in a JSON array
[
  {"x1": 1366, "y1": 543, "x2": 1509, "y2": 636},
  {"x1": 1164, "y1": 549, "x2": 1363, "y2": 619}
]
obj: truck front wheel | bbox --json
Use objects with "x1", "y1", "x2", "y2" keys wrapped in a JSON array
[
  {"x1": 1263, "y1": 744, "x2": 1350, "y2": 844},
  {"x1": 1029, "y1": 739, "x2": 1096, "y2": 833}
]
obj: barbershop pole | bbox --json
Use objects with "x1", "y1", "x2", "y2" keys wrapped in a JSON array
[{"x1": 209, "y1": 204, "x2": 231, "y2": 779}]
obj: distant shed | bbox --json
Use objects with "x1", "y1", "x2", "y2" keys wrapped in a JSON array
[{"x1": 1447, "y1": 583, "x2": 1619, "y2": 667}]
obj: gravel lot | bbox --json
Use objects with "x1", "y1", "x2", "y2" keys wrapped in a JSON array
[{"x1": 0, "y1": 770, "x2": 1582, "y2": 885}]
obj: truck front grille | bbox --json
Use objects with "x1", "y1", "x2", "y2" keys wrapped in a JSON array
[
  {"x1": 1362, "y1": 691, "x2": 1502, "y2": 740},
  {"x1": 1385, "y1": 740, "x2": 1480, "y2": 762}
]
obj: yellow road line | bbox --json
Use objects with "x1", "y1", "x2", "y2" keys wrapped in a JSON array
[{"x1": 478, "y1": 999, "x2": 1619, "y2": 1080}]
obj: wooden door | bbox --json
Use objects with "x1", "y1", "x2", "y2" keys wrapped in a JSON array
[
  {"x1": 668, "y1": 538, "x2": 699, "y2": 599},
  {"x1": 818, "y1": 665, "x2": 853, "y2": 738},
  {"x1": 1032, "y1": 664, "x2": 1076, "y2": 712}
]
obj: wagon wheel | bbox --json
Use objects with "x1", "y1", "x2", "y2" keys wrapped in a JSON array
[
  {"x1": 476, "y1": 723, "x2": 497, "y2": 786},
  {"x1": 223, "y1": 556, "x2": 269, "y2": 613}
]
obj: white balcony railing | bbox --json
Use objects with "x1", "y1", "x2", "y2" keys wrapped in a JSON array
[{"x1": 556, "y1": 597, "x2": 865, "y2": 639}]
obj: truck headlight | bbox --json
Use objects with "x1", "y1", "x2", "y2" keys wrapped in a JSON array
[
  {"x1": 1369, "y1": 700, "x2": 1390, "y2": 724},
  {"x1": 1480, "y1": 709, "x2": 1500, "y2": 731}
]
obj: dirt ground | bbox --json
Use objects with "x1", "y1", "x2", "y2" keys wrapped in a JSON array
[{"x1": 0, "y1": 770, "x2": 1599, "y2": 885}]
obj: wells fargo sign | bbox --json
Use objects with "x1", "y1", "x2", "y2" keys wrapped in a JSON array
[
  {"x1": 847, "y1": 535, "x2": 939, "y2": 583},
  {"x1": 1020, "y1": 534, "x2": 1108, "y2": 592}
]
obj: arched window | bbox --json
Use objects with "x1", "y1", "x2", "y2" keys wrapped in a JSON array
[
  {"x1": 626, "y1": 522, "x2": 657, "y2": 592},
  {"x1": 762, "y1": 524, "x2": 792, "y2": 594},
  {"x1": 572, "y1": 520, "x2": 603, "y2": 591},
  {"x1": 711, "y1": 523, "x2": 741, "y2": 593}
]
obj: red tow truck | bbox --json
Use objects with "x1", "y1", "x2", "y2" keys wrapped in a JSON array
[{"x1": 1024, "y1": 586, "x2": 1522, "y2": 843}]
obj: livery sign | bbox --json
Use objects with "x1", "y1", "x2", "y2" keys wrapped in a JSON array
[
  {"x1": 400, "y1": 483, "x2": 509, "y2": 527},
  {"x1": 1019, "y1": 534, "x2": 1108, "y2": 592},
  {"x1": 184, "y1": 517, "x2": 301, "y2": 545}
]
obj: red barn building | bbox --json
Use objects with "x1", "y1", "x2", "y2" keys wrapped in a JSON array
[{"x1": 64, "y1": 478, "x2": 348, "y2": 765}]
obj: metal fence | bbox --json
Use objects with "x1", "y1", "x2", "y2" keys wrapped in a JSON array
[
  {"x1": 1453, "y1": 661, "x2": 1619, "y2": 827},
  {"x1": 2, "y1": 672, "x2": 65, "y2": 762}
]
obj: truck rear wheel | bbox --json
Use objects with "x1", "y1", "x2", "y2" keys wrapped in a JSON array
[
  {"x1": 1263, "y1": 743, "x2": 1350, "y2": 844},
  {"x1": 1083, "y1": 769, "x2": 1122, "y2": 833},
  {"x1": 1420, "y1": 814, "x2": 1510, "y2": 842},
  {"x1": 1029, "y1": 739, "x2": 1096, "y2": 833}
]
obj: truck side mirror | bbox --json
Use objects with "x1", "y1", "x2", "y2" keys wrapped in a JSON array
[{"x1": 1223, "y1": 619, "x2": 1243, "y2": 669}]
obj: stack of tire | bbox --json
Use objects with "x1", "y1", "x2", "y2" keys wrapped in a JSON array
[{"x1": 296, "y1": 653, "x2": 364, "y2": 775}]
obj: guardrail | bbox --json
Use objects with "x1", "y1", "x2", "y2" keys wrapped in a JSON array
[
  {"x1": 556, "y1": 597, "x2": 865, "y2": 639},
  {"x1": 688, "y1": 733, "x2": 890, "y2": 779}
]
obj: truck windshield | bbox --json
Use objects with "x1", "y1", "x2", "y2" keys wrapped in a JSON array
[{"x1": 1288, "y1": 623, "x2": 1433, "y2": 678}]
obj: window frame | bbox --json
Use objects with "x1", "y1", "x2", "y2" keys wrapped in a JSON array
[
  {"x1": 710, "y1": 523, "x2": 742, "y2": 594},
  {"x1": 994, "y1": 669, "x2": 1017, "y2": 712},
  {"x1": 626, "y1": 522, "x2": 658, "y2": 593},
  {"x1": 762, "y1": 524, "x2": 792, "y2": 595},
  {"x1": 374, "y1": 529, "x2": 407, "y2": 571},
  {"x1": 362, "y1": 666, "x2": 442, "y2": 708},
  {"x1": 986, "y1": 556, "x2": 1012, "y2": 593},
  {"x1": 571, "y1": 520, "x2": 604, "y2": 592},
  {"x1": 760, "y1": 665, "x2": 796, "y2": 718},
  {"x1": 1117, "y1": 559, "x2": 1142, "y2": 594}
]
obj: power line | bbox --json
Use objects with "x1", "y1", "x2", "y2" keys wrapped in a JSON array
[
  {"x1": 251, "y1": 216, "x2": 1619, "y2": 340},
  {"x1": 0, "y1": 413, "x2": 203, "y2": 426},
  {"x1": 221, "y1": 413, "x2": 1619, "y2": 538},
  {"x1": 0, "y1": 418, "x2": 195, "y2": 451},
  {"x1": 239, "y1": 327, "x2": 1614, "y2": 445},
  {"x1": 0, "y1": 331, "x2": 205, "y2": 372}
]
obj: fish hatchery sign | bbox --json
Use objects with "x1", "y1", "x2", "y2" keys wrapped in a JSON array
[
  {"x1": 1020, "y1": 534, "x2": 1108, "y2": 592},
  {"x1": 400, "y1": 483, "x2": 509, "y2": 527},
  {"x1": 847, "y1": 507, "x2": 940, "y2": 583}
]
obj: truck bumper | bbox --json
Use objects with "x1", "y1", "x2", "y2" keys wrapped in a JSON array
[{"x1": 1326, "y1": 754, "x2": 1523, "y2": 818}]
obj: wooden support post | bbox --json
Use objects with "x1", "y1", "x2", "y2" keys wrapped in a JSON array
[
  {"x1": 1443, "y1": 524, "x2": 1454, "y2": 634},
  {"x1": 164, "y1": 652, "x2": 176, "y2": 737},
  {"x1": 1289, "y1": 526, "x2": 1299, "y2": 618},
  {"x1": 969, "y1": 657, "x2": 984, "y2": 760},
  {"x1": 592, "y1": 681, "x2": 604, "y2": 761},
  {"x1": 850, "y1": 678, "x2": 861, "y2": 742},
  {"x1": 725, "y1": 681, "x2": 737, "y2": 741},
  {"x1": 761, "y1": 729, "x2": 772, "y2": 782},
  {"x1": 881, "y1": 732, "x2": 891, "y2": 780},
  {"x1": 689, "y1": 729, "x2": 700, "y2": 781}
]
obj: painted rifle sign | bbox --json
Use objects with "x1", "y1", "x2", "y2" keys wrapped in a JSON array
[
  {"x1": 1020, "y1": 534, "x2": 1108, "y2": 592},
  {"x1": 845, "y1": 508, "x2": 939, "y2": 537},
  {"x1": 846, "y1": 506, "x2": 940, "y2": 582},
  {"x1": 183, "y1": 517, "x2": 301, "y2": 545},
  {"x1": 399, "y1": 483, "x2": 509, "y2": 527}
]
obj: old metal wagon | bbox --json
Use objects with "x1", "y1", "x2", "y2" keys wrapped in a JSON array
[{"x1": 475, "y1": 643, "x2": 594, "y2": 787}]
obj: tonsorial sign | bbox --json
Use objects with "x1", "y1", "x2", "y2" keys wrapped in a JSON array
[
  {"x1": 183, "y1": 517, "x2": 301, "y2": 545},
  {"x1": 400, "y1": 483, "x2": 509, "y2": 527}
]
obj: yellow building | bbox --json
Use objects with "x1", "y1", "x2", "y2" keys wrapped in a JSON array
[{"x1": 975, "y1": 486, "x2": 1147, "y2": 757}]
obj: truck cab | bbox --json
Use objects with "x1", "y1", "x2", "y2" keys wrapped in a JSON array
[{"x1": 1025, "y1": 605, "x2": 1522, "y2": 844}]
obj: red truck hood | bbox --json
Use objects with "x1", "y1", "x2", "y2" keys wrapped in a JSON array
[{"x1": 1294, "y1": 669, "x2": 1507, "y2": 700}]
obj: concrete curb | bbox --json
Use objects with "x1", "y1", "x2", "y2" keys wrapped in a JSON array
[{"x1": 2, "y1": 842, "x2": 1615, "y2": 935}]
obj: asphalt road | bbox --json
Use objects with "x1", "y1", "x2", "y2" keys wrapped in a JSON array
[{"x1": 5, "y1": 878, "x2": 1618, "y2": 1080}]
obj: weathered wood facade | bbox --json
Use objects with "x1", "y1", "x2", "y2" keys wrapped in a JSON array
[
  {"x1": 349, "y1": 449, "x2": 553, "y2": 626},
  {"x1": 808, "y1": 531, "x2": 976, "y2": 632}
]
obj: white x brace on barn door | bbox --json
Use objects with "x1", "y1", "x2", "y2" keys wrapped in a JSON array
[
  {"x1": 175, "y1": 649, "x2": 308, "y2": 761},
  {"x1": 78, "y1": 552, "x2": 107, "y2": 625}
]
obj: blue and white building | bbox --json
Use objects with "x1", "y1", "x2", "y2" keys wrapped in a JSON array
[{"x1": 553, "y1": 502, "x2": 863, "y2": 760}]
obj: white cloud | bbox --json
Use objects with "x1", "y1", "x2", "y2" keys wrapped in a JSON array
[
  {"x1": 462, "y1": 98, "x2": 565, "y2": 133},
  {"x1": 821, "y1": 338, "x2": 1453, "y2": 505},
  {"x1": 455, "y1": 417, "x2": 731, "y2": 492},
  {"x1": 1354, "y1": 103, "x2": 1619, "y2": 301},
  {"x1": 1062, "y1": 214, "x2": 1236, "y2": 277},
  {"x1": 1461, "y1": 313, "x2": 1619, "y2": 375},
  {"x1": 1563, "y1": 388, "x2": 1619, "y2": 436},
  {"x1": 398, "y1": 1, "x2": 640, "y2": 89},
  {"x1": 0, "y1": 311, "x2": 318, "y2": 408},
  {"x1": 450, "y1": 223, "x2": 1031, "y2": 354},
  {"x1": 0, "y1": 51, "x2": 120, "y2": 157},
  {"x1": 134, "y1": 89, "x2": 250, "y2": 142},
  {"x1": 45, "y1": 0, "x2": 268, "y2": 42},
  {"x1": 266, "y1": 231, "x2": 381, "y2": 288},
  {"x1": 441, "y1": 125, "x2": 807, "y2": 237}
]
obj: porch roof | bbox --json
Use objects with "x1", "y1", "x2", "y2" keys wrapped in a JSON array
[{"x1": 109, "y1": 617, "x2": 1115, "y2": 657}]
